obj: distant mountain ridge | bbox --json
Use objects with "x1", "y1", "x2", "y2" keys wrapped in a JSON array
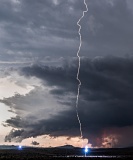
[
  {"x1": 56, "y1": 145, "x2": 75, "y2": 149},
  {"x1": 0, "y1": 145, "x2": 31, "y2": 150},
  {"x1": 0, "y1": 145, "x2": 17, "y2": 149}
]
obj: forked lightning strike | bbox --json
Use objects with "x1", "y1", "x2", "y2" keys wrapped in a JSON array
[{"x1": 76, "y1": 0, "x2": 88, "y2": 139}]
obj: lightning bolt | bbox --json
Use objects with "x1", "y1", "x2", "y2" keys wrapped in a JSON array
[{"x1": 76, "y1": 0, "x2": 88, "y2": 140}]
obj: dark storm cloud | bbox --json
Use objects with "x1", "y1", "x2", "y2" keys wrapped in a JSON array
[
  {"x1": 79, "y1": 0, "x2": 133, "y2": 57},
  {"x1": 21, "y1": 56, "x2": 133, "y2": 101},
  {"x1": 0, "y1": 0, "x2": 84, "y2": 61},
  {"x1": 5, "y1": 129, "x2": 25, "y2": 142},
  {"x1": 21, "y1": 62, "x2": 78, "y2": 92},
  {"x1": 2, "y1": 56, "x2": 133, "y2": 147},
  {"x1": 1, "y1": 0, "x2": 133, "y2": 63},
  {"x1": 31, "y1": 141, "x2": 39, "y2": 146}
]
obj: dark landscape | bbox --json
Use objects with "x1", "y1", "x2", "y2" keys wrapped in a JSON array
[{"x1": 0, "y1": 146, "x2": 133, "y2": 160}]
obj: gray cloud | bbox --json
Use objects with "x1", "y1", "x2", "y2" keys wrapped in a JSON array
[
  {"x1": 0, "y1": 0, "x2": 83, "y2": 62},
  {"x1": 21, "y1": 56, "x2": 133, "y2": 101},
  {"x1": 0, "y1": 0, "x2": 133, "y2": 63},
  {"x1": 79, "y1": 0, "x2": 133, "y2": 57}
]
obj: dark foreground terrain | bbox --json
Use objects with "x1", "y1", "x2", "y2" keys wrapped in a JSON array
[{"x1": 0, "y1": 147, "x2": 133, "y2": 160}]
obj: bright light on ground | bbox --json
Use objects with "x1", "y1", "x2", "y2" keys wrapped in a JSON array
[
  {"x1": 84, "y1": 145, "x2": 89, "y2": 157},
  {"x1": 85, "y1": 145, "x2": 88, "y2": 153},
  {"x1": 18, "y1": 145, "x2": 22, "y2": 149}
]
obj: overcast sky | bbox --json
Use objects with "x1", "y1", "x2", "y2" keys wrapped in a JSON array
[{"x1": 1, "y1": 0, "x2": 133, "y2": 148}]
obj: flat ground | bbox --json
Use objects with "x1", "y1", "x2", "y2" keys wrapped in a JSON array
[{"x1": 0, "y1": 147, "x2": 133, "y2": 159}]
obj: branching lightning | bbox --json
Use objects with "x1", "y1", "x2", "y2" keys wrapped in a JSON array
[{"x1": 76, "y1": 0, "x2": 88, "y2": 139}]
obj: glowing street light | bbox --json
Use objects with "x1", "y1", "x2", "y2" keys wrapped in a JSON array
[{"x1": 84, "y1": 145, "x2": 88, "y2": 157}]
